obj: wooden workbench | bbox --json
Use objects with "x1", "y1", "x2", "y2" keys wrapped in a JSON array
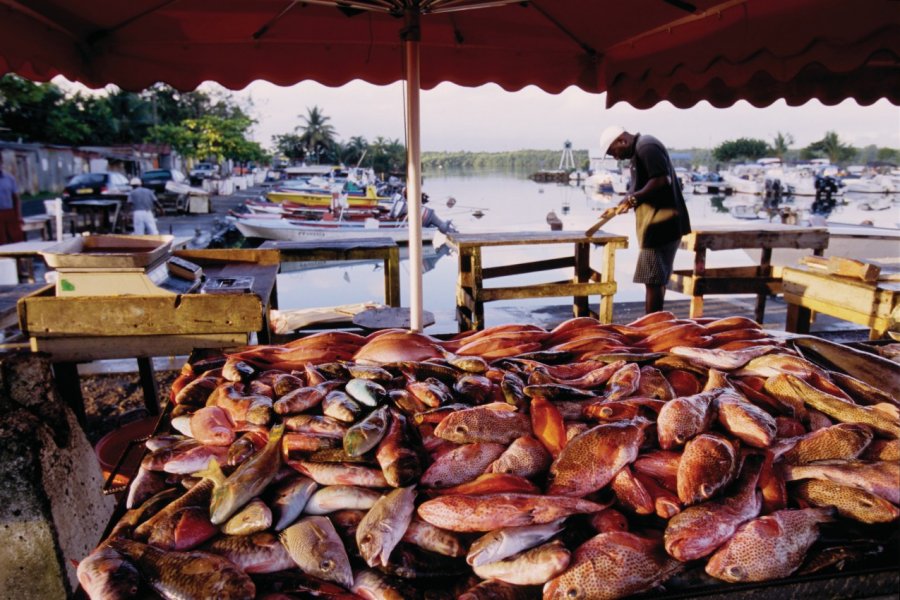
[
  {"x1": 17, "y1": 248, "x2": 279, "y2": 424},
  {"x1": 783, "y1": 265, "x2": 900, "y2": 339},
  {"x1": 260, "y1": 237, "x2": 400, "y2": 308},
  {"x1": 446, "y1": 230, "x2": 628, "y2": 331},
  {"x1": 667, "y1": 224, "x2": 829, "y2": 323}
]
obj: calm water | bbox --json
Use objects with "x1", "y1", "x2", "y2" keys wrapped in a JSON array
[{"x1": 277, "y1": 171, "x2": 900, "y2": 334}]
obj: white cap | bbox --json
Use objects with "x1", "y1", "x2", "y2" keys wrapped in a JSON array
[
  {"x1": 130, "y1": 177, "x2": 141, "y2": 186},
  {"x1": 598, "y1": 125, "x2": 626, "y2": 155}
]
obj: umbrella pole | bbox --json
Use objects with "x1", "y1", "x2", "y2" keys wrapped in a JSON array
[{"x1": 404, "y1": 10, "x2": 424, "y2": 332}]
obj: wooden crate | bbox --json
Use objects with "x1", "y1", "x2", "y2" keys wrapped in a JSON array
[{"x1": 18, "y1": 248, "x2": 278, "y2": 338}]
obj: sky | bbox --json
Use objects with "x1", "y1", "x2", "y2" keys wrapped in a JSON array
[
  {"x1": 56, "y1": 76, "x2": 900, "y2": 154},
  {"x1": 232, "y1": 79, "x2": 900, "y2": 154}
]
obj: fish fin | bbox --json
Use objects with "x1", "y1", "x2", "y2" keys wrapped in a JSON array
[{"x1": 194, "y1": 458, "x2": 226, "y2": 487}]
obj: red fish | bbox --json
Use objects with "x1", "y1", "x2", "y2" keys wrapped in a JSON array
[
  {"x1": 417, "y1": 493, "x2": 608, "y2": 532},
  {"x1": 705, "y1": 508, "x2": 835, "y2": 582},
  {"x1": 543, "y1": 532, "x2": 683, "y2": 600},
  {"x1": 676, "y1": 433, "x2": 738, "y2": 505},
  {"x1": 547, "y1": 420, "x2": 647, "y2": 497},
  {"x1": 664, "y1": 456, "x2": 763, "y2": 561},
  {"x1": 530, "y1": 394, "x2": 567, "y2": 458}
]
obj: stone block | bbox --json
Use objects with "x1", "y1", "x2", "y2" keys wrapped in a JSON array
[{"x1": 0, "y1": 352, "x2": 117, "y2": 599}]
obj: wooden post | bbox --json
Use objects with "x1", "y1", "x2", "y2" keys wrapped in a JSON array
[
  {"x1": 137, "y1": 357, "x2": 160, "y2": 415},
  {"x1": 385, "y1": 244, "x2": 400, "y2": 307},
  {"x1": 755, "y1": 247, "x2": 773, "y2": 323},
  {"x1": 689, "y1": 247, "x2": 707, "y2": 318},
  {"x1": 599, "y1": 241, "x2": 617, "y2": 323},
  {"x1": 51, "y1": 362, "x2": 85, "y2": 428},
  {"x1": 573, "y1": 241, "x2": 590, "y2": 316}
]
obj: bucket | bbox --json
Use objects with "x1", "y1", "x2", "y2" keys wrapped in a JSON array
[{"x1": 93, "y1": 416, "x2": 157, "y2": 488}]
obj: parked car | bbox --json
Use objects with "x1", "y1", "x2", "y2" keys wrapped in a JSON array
[
  {"x1": 189, "y1": 162, "x2": 217, "y2": 184},
  {"x1": 61, "y1": 172, "x2": 133, "y2": 209},
  {"x1": 141, "y1": 169, "x2": 189, "y2": 213}
]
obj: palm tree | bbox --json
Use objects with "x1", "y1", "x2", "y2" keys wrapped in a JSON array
[
  {"x1": 772, "y1": 131, "x2": 794, "y2": 160},
  {"x1": 343, "y1": 135, "x2": 368, "y2": 166},
  {"x1": 296, "y1": 105, "x2": 336, "y2": 164},
  {"x1": 820, "y1": 131, "x2": 852, "y2": 164}
]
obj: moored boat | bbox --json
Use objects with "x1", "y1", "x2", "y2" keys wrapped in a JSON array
[{"x1": 232, "y1": 215, "x2": 441, "y2": 244}]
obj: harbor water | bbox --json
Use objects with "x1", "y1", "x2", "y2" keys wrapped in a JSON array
[{"x1": 275, "y1": 170, "x2": 900, "y2": 334}]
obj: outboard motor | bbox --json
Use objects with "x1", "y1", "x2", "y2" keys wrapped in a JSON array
[{"x1": 812, "y1": 175, "x2": 838, "y2": 215}]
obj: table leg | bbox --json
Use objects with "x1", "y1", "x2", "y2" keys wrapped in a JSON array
[
  {"x1": 599, "y1": 241, "x2": 617, "y2": 323},
  {"x1": 573, "y1": 242, "x2": 590, "y2": 317},
  {"x1": 137, "y1": 357, "x2": 160, "y2": 415},
  {"x1": 385, "y1": 245, "x2": 400, "y2": 307},
  {"x1": 471, "y1": 248, "x2": 484, "y2": 330},
  {"x1": 456, "y1": 248, "x2": 474, "y2": 331},
  {"x1": 689, "y1": 248, "x2": 707, "y2": 318},
  {"x1": 785, "y1": 302, "x2": 811, "y2": 334},
  {"x1": 52, "y1": 362, "x2": 86, "y2": 427},
  {"x1": 755, "y1": 248, "x2": 773, "y2": 323}
]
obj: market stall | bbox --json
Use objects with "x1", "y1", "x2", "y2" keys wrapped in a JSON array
[{"x1": 77, "y1": 314, "x2": 899, "y2": 599}]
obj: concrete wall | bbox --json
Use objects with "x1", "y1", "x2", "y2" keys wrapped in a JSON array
[{"x1": 0, "y1": 352, "x2": 116, "y2": 599}]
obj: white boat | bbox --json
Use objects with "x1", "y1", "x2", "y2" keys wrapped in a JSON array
[
  {"x1": 233, "y1": 216, "x2": 440, "y2": 244},
  {"x1": 721, "y1": 166, "x2": 765, "y2": 195},
  {"x1": 841, "y1": 175, "x2": 896, "y2": 194}
]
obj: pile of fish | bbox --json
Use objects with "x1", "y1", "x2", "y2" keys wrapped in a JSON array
[{"x1": 77, "y1": 312, "x2": 900, "y2": 600}]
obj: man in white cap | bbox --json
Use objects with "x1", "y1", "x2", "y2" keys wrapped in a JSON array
[
  {"x1": 127, "y1": 177, "x2": 160, "y2": 235},
  {"x1": 598, "y1": 126, "x2": 691, "y2": 313}
]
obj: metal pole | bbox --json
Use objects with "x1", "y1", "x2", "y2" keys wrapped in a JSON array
[{"x1": 404, "y1": 9, "x2": 424, "y2": 332}]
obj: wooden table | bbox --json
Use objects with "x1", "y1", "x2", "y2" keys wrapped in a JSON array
[
  {"x1": 446, "y1": 231, "x2": 628, "y2": 331},
  {"x1": 260, "y1": 238, "x2": 400, "y2": 308},
  {"x1": 667, "y1": 224, "x2": 829, "y2": 323},
  {"x1": 783, "y1": 265, "x2": 900, "y2": 339},
  {"x1": 17, "y1": 248, "x2": 279, "y2": 425}
]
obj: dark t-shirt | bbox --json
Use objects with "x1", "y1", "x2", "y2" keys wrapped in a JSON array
[{"x1": 629, "y1": 134, "x2": 691, "y2": 248}]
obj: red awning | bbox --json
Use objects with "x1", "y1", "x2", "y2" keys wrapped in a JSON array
[{"x1": 1, "y1": 0, "x2": 897, "y2": 108}]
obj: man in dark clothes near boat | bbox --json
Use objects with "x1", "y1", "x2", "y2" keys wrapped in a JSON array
[{"x1": 599, "y1": 126, "x2": 692, "y2": 314}]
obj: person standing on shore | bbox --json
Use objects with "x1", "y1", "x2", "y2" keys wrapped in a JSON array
[
  {"x1": 598, "y1": 126, "x2": 691, "y2": 314},
  {"x1": 0, "y1": 155, "x2": 24, "y2": 244},
  {"x1": 128, "y1": 177, "x2": 160, "y2": 235}
]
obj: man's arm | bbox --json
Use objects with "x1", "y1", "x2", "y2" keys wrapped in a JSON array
[{"x1": 615, "y1": 175, "x2": 670, "y2": 214}]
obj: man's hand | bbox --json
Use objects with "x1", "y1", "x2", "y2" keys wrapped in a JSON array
[{"x1": 614, "y1": 195, "x2": 637, "y2": 215}]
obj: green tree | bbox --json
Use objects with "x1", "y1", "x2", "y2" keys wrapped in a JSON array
[
  {"x1": 712, "y1": 138, "x2": 770, "y2": 162},
  {"x1": 343, "y1": 135, "x2": 368, "y2": 166},
  {"x1": 802, "y1": 131, "x2": 855, "y2": 164},
  {"x1": 771, "y1": 131, "x2": 794, "y2": 160},
  {"x1": 297, "y1": 106, "x2": 337, "y2": 164},
  {"x1": 876, "y1": 147, "x2": 899, "y2": 163},
  {"x1": 272, "y1": 133, "x2": 307, "y2": 162}
]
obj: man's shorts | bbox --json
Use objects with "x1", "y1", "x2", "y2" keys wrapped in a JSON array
[{"x1": 633, "y1": 238, "x2": 680, "y2": 285}]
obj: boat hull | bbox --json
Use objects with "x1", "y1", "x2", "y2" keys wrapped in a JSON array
[
  {"x1": 266, "y1": 190, "x2": 381, "y2": 207},
  {"x1": 234, "y1": 217, "x2": 437, "y2": 245}
]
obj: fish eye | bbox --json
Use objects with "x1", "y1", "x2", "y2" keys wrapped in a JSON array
[
  {"x1": 567, "y1": 587, "x2": 580, "y2": 598},
  {"x1": 362, "y1": 534, "x2": 372, "y2": 543},
  {"x1": 727, "y1": 565, "x2": 746, "y2": 580},
  {"x1": 320, "y1": 559, "x2": 334, "y2": 571},
  {"x1": 456, "y1": 425, "x2": 468, "y2": 434}
]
